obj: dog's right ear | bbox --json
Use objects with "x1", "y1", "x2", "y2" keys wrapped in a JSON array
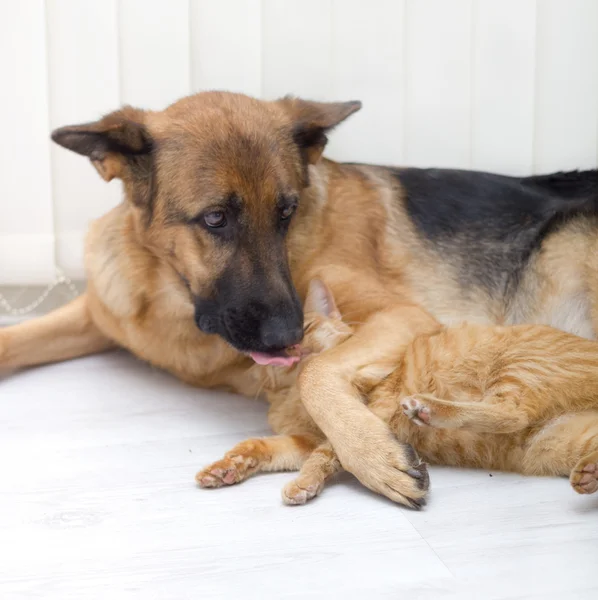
[
  {"x1": 51, "y1": 106, "x2": 152, "y2": 184},
  {"x1": 278, "y1": 97, "x2": 362, "y2": 165}
]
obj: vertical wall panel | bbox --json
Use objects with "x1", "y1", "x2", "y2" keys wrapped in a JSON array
[
  {"x1": 262, "y1": 0, "x2": 332, "y2": 100},
  {"x1": 0, "y1": 1, "x2": 55, "y2": 284},
  {"x1": 534, "y1": 0, "x2": 598, "y2": 173},
  {"x1": 404, "y1": 0, "x2": 473, "y2": 168},
  {"x1": 472, "y1": 0, "x2": 536, "y2": 175},
  {"x1": 46, "y1": 0, "x2": 120, "y2": 279},
  {"x1": 190, "y1": 0, "x2": 261, "y2": 97},
  {"x1": 119, "y1": 0, "x2": 191, "y2": 109},
  {"x1": 326, "y1": 0, "x2": 405, "y2": 165}
]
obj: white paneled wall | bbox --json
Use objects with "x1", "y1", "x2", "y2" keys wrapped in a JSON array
[
  {"x1": 1, "y1": 0, "x2": 597, "y2": 284},
  {"x1": 0, "y1": 2, "x2": 55, "y2": 285}
]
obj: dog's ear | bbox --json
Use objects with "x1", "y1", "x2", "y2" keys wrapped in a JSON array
[
  {"x1": 304, "y1": 279, "x2": 341, "y2": 319},
  {"x1": 278, "y1": 97, "x2": 361, "y2": 165},
  {"x1": 51, "y1": 106, "x2": 152, "y2": 183},
  {"x1": 51, "y1": 107, "x2": 154, "y2": 208}
]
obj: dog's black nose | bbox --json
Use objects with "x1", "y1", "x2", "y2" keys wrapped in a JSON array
[{"x1": 260, "y1": 317, "x2": 303, "y2": 350}]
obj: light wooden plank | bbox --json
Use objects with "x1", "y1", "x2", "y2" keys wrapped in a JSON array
[
  {"x1": 46, "y1": 0, "x2": 121, "y2": 279},
  {"x1": 0, "y1": 353, "x2": 597, "y2": 598},
  {"x1": 118, "y1": 0, "x2": 191, "y2": 109},
  {"x1": 404, "y1": 0, "x2": 473, "y2": 168},
  {"x1": 262, "y1": 0, "x2": 333, "y2": 101},
  {"x1": 0, "y1": 1, "x2": 55, "y2": 284},
  {"x1": 326, "y1": 0, "x2": 405, "y2": 165},
  {"x1": 534, "y1": 0, "x2": 598, "y2": 173},
  {"x1": 471, "y1": 0, "x2": 536, "y2": 176},
  {"x1": 190, "y1": 0, "x2": 262, "y2": 97}
]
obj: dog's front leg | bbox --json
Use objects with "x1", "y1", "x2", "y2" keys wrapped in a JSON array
[
  {"x1": 298, "y1": 304, "x2": 437, "y2": 508},
  {"x1": 0, "y1": 293, "x2": 114, "y2": 371}
]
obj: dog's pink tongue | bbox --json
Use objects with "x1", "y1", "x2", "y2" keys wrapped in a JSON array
[{"x1": 249, "y1": 352, "x2": 300, "y2": 367}]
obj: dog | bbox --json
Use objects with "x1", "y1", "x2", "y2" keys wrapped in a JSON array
[{"x1": 1, "y1": 91, "x2": 597, "y2": 506}]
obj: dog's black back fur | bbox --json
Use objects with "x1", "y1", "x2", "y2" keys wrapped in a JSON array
[{"x1": 388, "y1": 167, "x2": 598, "y2": 299}]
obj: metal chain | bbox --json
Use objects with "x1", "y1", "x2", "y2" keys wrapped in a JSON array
[{"x1": 0, "y1": 268, "x2": 80, "y2": 317}]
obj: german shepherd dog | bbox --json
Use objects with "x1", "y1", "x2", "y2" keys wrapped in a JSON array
[{"x1": 1, "y1": 92, "x2": 597, "y2": 507}]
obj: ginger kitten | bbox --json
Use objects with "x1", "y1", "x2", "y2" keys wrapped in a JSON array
[{"x1": 197, "y1": 280, "x2": 598, "y2": 507}]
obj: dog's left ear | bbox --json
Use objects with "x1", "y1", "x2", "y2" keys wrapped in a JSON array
[
  {"x1": 51, "y1": 106, "x2": 151, "y2": 184},
  {"x1": 278, "y1": 97, "x2": 361, "y2": 165}
]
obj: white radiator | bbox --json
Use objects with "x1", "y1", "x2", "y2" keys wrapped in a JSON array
[{"x1": 1, "y1": 0, "x2": 597, "y2": 285}]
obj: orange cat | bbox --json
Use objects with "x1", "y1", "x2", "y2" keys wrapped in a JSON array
[{"x1": 197, "y1": 280, "x2": 598, "y2": 508}]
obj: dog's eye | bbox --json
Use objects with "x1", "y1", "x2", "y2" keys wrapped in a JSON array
[
  {"x1": 280, "y1": 204, "x2": 296, "y2": 221},
  {"x1": 204, "y1": 211, "x2": 227, "y2": 228}
]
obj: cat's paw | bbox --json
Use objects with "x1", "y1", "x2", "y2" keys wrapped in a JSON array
[
  {"x1": 281, "y1": 479, "x2": 323, "y2": 505},
  {"x1": 401, "y1": 396, "x2": 432, "y2": 427},
  {"x1": 570, "y1": 451, "x2": 598, "y2": 495},
  {"x1": 195, "y1": 453, "x2": 258, "y2": 488}
]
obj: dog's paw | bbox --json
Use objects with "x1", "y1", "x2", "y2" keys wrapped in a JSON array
[
  {"x1": 571, "y1": 451, "x2": 598, "y2": 495},
  {"x1": 195, "y1": 454, "x2": 258, "y2": 488},
  {"x1": 401, "y1": 396, "x2": 432, "y2": 427},
  {"x1": 335, "y1": 421, "x2": 429, "y2": 509}
]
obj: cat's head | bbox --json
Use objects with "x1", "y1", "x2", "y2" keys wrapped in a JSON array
[
  {"x1": 255, "y1": 279, "x2": 352, "y2": 368},
  {"x1": 298, "y1": 279, "x2": 353, "y2": 358}
]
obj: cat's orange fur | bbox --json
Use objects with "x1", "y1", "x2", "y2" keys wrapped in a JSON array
[{"x1": 197, "y1": 280, "x2": 598, "y2": 507}]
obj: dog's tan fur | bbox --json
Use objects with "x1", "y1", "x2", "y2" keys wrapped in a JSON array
[{"x1": 2, "y1": 91, "x2": 598, "y2": 505}]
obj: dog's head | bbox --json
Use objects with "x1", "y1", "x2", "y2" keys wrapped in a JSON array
[{"x1": 51, "y1": 92, "x2": 360, "y2": 363}]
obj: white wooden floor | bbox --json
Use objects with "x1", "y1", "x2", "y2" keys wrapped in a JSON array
[{"x1": 1, "y1": 350, "x2": 597, "y2": 600}]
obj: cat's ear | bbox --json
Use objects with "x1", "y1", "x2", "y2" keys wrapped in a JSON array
[{"x1": 304, "y1": 279, "x2": 340, "y2": 319}]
